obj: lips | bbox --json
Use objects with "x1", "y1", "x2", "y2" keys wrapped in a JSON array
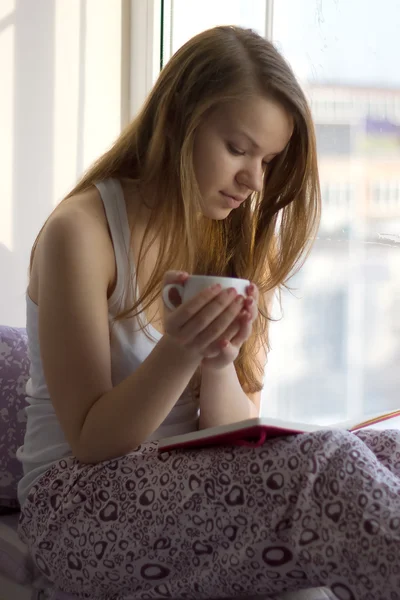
[
  {"x1": 220, "y1": 192, "x2": 247, "y2": 204},
  {"x1": 220, "y1": 192, "x2": 243, "y2": 210}
]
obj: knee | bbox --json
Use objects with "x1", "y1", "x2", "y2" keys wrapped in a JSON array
[
  {"x1": 296, "y1": 429, "x2": 366, "y2": 485},
  {"x1": 296, "y1": 428, "x2": 355, "y2": 461}
]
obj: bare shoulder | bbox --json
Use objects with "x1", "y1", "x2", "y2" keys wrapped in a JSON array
[
  {"x1": 28, "y1": 186, "x2": 119, "y2": 456},
  {"x1": 29, "y1": 186, "x2": 115, "y2": 304}
]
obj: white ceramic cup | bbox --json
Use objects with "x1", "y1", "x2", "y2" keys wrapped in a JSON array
[{"x1": 162, "y1": 275, "x2": 250, "y2": 310}]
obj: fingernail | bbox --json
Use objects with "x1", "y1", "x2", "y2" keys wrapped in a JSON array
[
  {"x1": 247, "y1": 297, "x2": 254, "y2": 306},
  {"x1": 211, "y1": 283, "x2": 221, "y2": 291},
  {"x1": 248, "y1": 284, "x2": 255, "y2": 293}
]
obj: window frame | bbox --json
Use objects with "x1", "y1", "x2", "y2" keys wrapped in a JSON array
[
  {"x1": 124, "y1": 0, "x2": 162, "y2": 124},
  {"x1": 159, "y1": 0, "x2": 274, "y2": 67}
]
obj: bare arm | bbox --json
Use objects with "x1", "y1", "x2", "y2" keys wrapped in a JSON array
[
  {"x1": 35, "y1": 210, "x2": 201, "y2": 463},
  {"x1": 79, "y1": 335, "x2": 201, "y2": 461},
  {"x1": 199, "y1": 362, "x2": 260, "y2": 429},
  {"x1": 35, "y1": 207, "x2": 247, "y2": 464}
]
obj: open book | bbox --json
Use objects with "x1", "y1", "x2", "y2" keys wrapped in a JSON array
[{"x1": 158, "y1": 409, "x2": 400, "y2": 452}]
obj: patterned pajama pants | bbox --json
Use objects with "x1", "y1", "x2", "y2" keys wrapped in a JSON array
[{"x1": 18, "y1": 429, "x2": 400, "y2": 600}]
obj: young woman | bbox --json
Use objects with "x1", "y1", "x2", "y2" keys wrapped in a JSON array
[{"x1": 17, "y1": 26, "x2": 400, "y2": 600}]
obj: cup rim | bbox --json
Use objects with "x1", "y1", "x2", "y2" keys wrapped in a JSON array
[{"x1": 187, "y1": 275, "x2": 249, "y2": 282}]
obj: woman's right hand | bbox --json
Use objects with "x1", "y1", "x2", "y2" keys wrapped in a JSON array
[{"x1": 162, "y1": 271, "x2": 248, "y2": 361}]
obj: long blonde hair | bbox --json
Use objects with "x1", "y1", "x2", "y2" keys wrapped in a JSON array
[{"x1": 31, "y1": 26, "x2": 321, "y2": 394}]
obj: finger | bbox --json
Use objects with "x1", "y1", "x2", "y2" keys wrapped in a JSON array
[
  {"x1": 181, "y1": 289, "x2": 244, "y2": 345},
  {"x1": 246, "y1": 283, "x2": 259, "y2": 301},
  {"x1": 169, "y1": 284, "x2": 226, "y2": 330},
  {"x1": 229, "y1": 310, "x2": 253, "y2": 347},
  {"x1": 243, "y1": 296, "x2": 258, "y2": 322},
  {"x1": 163, "y1": 270, "x2": 189, "y2": 286},
  {"x1": 246, "y1": 284, "x2": 259, "y2": 320},
  {"x1": 217, "y1": 319, "x2": 241, "y2": 344},
  {"x1": 202, "y1": 320, "x2": 241, "y2": 357},
  {"x1": 181, "y1": 291, "x2": 245, "y2": 349}
]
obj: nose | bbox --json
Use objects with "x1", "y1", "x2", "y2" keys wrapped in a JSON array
[{"x1": 236, "y1": 162, "x2": 264, "y2": 194}]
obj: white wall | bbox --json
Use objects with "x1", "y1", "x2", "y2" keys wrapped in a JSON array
[{"x1": 0, "y1": 0, "x2": 128, "y2": 326}]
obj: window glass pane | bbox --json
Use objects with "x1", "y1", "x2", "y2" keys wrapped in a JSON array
[
  {"x1": 162, "y1": 0, "x2": 268, "y2": 65},
  {"x1": 268, "y1": 0, "x2": 400, "y2": 423},
  {"x1": 161, "y1": 0, "x2": 400, "y2": 423}
]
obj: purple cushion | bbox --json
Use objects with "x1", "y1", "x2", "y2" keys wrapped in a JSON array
[{"x1": 0, "y1": 326, "x2": 29, "y2": 508}]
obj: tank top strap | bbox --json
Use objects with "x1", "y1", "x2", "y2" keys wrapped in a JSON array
[{"x1": 95, "y1": 178, "x2": 134, "y2": 309}]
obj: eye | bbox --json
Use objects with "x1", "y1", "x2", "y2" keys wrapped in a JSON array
[
  {"x1": 227, "y1": 143, "x2": 245, "y2": 156},
  {"x1": 263, "y1": 156, "x2": 276, "y2": 168}
]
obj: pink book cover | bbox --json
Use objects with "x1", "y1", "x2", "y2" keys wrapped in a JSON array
[{"x1": 158, "y1": 410, "x2": 400, "y2": 452}]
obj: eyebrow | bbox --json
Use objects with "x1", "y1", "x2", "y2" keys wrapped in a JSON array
[{"x1": 234, "y1": 129, "x2": 260, "y2": 149}]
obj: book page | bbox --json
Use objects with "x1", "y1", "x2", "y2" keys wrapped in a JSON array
[
  {"x1": 334, "y1": 409, "x2": 400, "y2": 431},
  {"x1": 358, "y1": 415, "x2": 400, "y2": 431}
]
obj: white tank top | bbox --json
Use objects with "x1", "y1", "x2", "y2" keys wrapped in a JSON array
[{"x1": 17, "y1": 178, "x2": 199, "y2": 506}]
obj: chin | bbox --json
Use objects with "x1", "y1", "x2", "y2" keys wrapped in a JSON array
[{"x1": 201, "y1": 206, "x2": 232, "y2": 220}]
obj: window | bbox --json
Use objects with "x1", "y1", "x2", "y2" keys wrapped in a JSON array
[
  {"x1": 268, "y1": 0, "x2": 400, "y2": 421},
  {"x1": 162, "y1": 0, "x2": 400, "y2": 423},
  {"x1": 161, "y1": 0, "x2": 270, "y2": 62},
  {"x1": 371, "y1": 181, "x2": 400, "y2": 210},
  {"x1": 0, "y1": 0, "x2": 135, "y2": 326},
  {"x1": 315, "y1": 124, "x2": 352, "y2": 155},
  {"x1": 322, "y1": 182, "x2": 354, "y2": 207},
  {"x1": 0, "y1": 0, "x2": 162, "y2": 327}
]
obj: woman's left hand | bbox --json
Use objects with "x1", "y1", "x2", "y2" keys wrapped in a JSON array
[{"x1": 201, "y1": 283, "x2": 259, "y2": 370}]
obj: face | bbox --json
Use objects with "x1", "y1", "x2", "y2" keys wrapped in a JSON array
[{"x1": 192, "y1": 95, "x2": 293, "y2": 220}]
